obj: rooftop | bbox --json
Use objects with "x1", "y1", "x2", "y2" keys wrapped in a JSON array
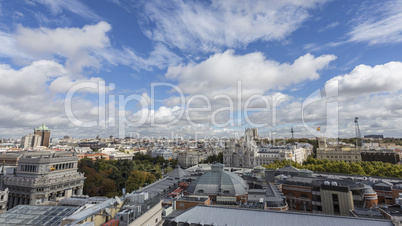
[
  {"x1": 172, "y1": 205, "x2": 393, "y2": 226},
  {"x1": 34, "y1": 123, "x2": 51, "y2": 131},
  {"x1": 0, "y1": 205, "x2": 78, "y2": 226},
  {"x1": 187, "y1": 163, "x2": 248, "y2": 196},
  {"x1": 277, "y1": 165, "x2": 300, "y2": 173}
]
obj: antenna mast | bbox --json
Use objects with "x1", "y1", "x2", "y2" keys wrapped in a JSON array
[{"x1": 291, "y1": 126, "x2": 294, "y2": 139}]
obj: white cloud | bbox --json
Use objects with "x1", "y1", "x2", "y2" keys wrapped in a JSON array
[
  {"x1": 49, "y1": 76, "x2": 106, "y2": 94},
  {"x1": 147, "y1": 51, "x2": 336, "y2": 129},
  {"x1": 0, "y1": 31, "x2": 32, "y2": 61},
  {"x1": 1, "y1": 22, "x2": 181, "y2": 73},
  {"x1": 326, "y1": 61, "x2": 402, "y2": 97},
  {"x1": 0, "y1": 61, "x2": 107, "y2": 138},
  {"x1": 348, "y1": 0, "x2": 402, "y2": 44},
  {"x1": 247, "y1": 60, "x2": 402, "y2": 138},
  {"x1": 103, "y1": 42, "x2": 183, "y2": 71},
  {"x1": 139, "y1": 0, "x2": 328, "y2": 52},
  {"x1": 15, "y1": 21, "x2": 111, "y2": 73},
  {"x1": 36, "y1": 0, "x2": 100, "y2": 20},
  {"x1": 166, "y1": 50, "x2": 336, "y2": 97},
  {"x1": 0, "y1": 60, "x2": 65, "y2": 97},
  {"x1": 318, "y1": 21, "x2": 339, "y2": 32}
]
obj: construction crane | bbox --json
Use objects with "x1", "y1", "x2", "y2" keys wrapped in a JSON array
[{"x1": 354, "y1": 117, "x2": 363, "y2": 148}]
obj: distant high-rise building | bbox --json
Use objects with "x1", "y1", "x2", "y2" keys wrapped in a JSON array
[
  {"x1": 251, "y1": 128, "x2": 258, "y2": 138},
  {"x1": 21, "y1": 134, "x2": 41, "y2": 149},
  {"x1": 34, "y1": 123, "x2": 51, "y2": 147}
]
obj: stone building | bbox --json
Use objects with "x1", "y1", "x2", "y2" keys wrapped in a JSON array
[
  {"x1": 4, "y1": 151, "x2": 85, "y2": 209},
  {"x1": 0, "y1": 166, "x2": 8, "y2": 214},
  {"x1": 316, "y1": 137, "x2": 362, "y2": 162},
  {"x1": 0, "y1": 188, "x2": 8, "y2": 214},
  {"x1": 177, "y1": 151, "x2": 204, "y2": 168},
  {"x1": 223, "y1": 128, "x2": 259, "y2": 168},
  {"x1": 0, "y1": 153, "x2": 22, "y2": 166},
  {"x1": 224, "y1": 128, "x2": 308, "y2": 167}
]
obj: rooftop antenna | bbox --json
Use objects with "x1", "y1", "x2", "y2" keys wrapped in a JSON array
[{"x1": 355, "y1": 117, "x2": 362, "y2": 149}]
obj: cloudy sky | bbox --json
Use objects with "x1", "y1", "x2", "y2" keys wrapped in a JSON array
[{"x1": 1, "y1": 0, "x2": 402, "y2": 139}]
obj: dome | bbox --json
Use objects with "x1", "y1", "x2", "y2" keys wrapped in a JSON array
[
  {"x1": 187, "y1": 163, "x2": 248, "y2": 196},
  {"x1": 298, "y1": 169, "x2": 314, "y2": 177},
  {"x1": 363, "y1": 185, "x2": 376, "y2": 195}
]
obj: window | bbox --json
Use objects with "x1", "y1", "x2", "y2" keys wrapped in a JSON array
[
  {"x1": 155, "y1": 218, "x2": 158, "y2": 223},
  {"x1": 332, "y1": 194, "x2": 338, "y2": 201},
  {"x1": 334, "y1": 204, "x2": 340, "y2": 213}
]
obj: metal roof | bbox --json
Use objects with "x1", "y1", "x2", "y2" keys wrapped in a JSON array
[
  {"x1": 187, "y1": 163, "x2": 248, "y2": 196},
  {"x1": 172, "y1": 206, "x2": 394, "y2": 226},
  {"x1": 277, "y1": 165, "x2": 300, "y2": 172},
  {"x1": 166, "y1": 166, "x2": 189, "y2": 180}
]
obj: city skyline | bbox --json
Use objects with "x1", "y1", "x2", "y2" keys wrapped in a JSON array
[{"x1": 1, "y1": 0, "x2": 402, "y2": 139}]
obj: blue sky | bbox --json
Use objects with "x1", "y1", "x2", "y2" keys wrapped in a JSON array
[{"x1": 1, "y1": 0, "x2": 402, "y2": 139}]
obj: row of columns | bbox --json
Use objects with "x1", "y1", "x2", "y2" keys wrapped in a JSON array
[
  {"x1": 52, "y1": 162, "x2": 75, "y2": 171},
  {"x1": 7, "y1": 186, "x2": 83, "y2": 210},
  {"x1": 21, "y1": 165, "x2": 38, "y2": 172},
  {"x1": 8, "y1": 194, "x2": 30, "y2": 209},
  {"x1": 73, "y1": 186, "x2": 84, "y2": 196}
]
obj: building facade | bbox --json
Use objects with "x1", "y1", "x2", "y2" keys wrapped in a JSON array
[
  {"x1": 224, "y1": 128, "x2": 308, "y2": 167},
  {"x1": 281, "y1": 174, "x2": 379, "y2": 216},
  {"x1": 317, "y1": 137, "x2": 362, "y2": 162},
  {"x1": 150, "y1": 147, "x2": 173, "y2": 160},
  {"x1": 177, "y1": 151, "x2": 204, "y2": 168},
  {"x1": 34, "y1": 123, "x2": 51, "y2": 147},
  {"x1": 4, "y1": 151, "x2": 85, "y2": 209},
  {"x1": 0, "y1": 188, "x2": 8, "y2": 214},
  {"x1": 21, "y1": 134, "x2": 41, "y2": 149},
  {"x1": 223, "y1": 128, "x2": 259, "y2": 168}
]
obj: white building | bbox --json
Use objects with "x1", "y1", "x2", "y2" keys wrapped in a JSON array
[
  {"x1": 21, "y1": 134, "x2": 41, "y2": 150},
  {"x1": 150, "y1": 147, "x2": 173, "y2": 160},
  {"x1": 223, "y1": 128, "x2": 259, "y2": 168},
  {"x1": 224, "y1": 129, "x2": 309, "y2": 167},
  {"x1": 256, "y1": 144, "x2": 307, "y2": 165},
  {"x1": 178, "y1": 151, "x2": 205, "y2": 168}
]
